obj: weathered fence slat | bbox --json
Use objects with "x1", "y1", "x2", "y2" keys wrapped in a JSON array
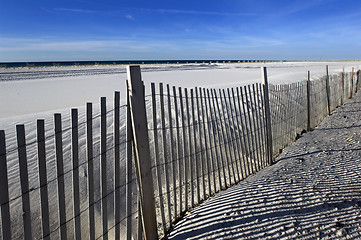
[
  {"x1": 262, "y1": 67, "x2": 273, "y2": 165},
  {"x1": 159, "y1": 83, "x2": 172, "y2": 227},
  {"x1": 191, "y1": 89, "x2": 200, "y2": 204},
  {"x1": 195, "y1": 88, "x2": 206, "y2": 201},
  {"x1": 231, "y1": 88, "x2": 246, "y2": 180},
  {"x1": 185, "y1": 88, "x2": 195, "y2": 207},
  {"x1": 258, "y1": 84, "x2": 268, "y2": 168},
  {"x1": 71, "y1": 109, "x2": 81, "y2": 240},
  {"x1": 204, "y1": 88, "x2": 219, "y2": 193},
  {"x1": 54, "y1": 114, "x2": 67, "y2": 240},
  {"x1": 221, "y1": 89, "x2": 238, "y2": 184},
  {"x1": 214, "y1": 89, "x2": 232, "y2": 187},
  {"x1": 167, "y1": 84, "x2": 177, "y2": 219},
  {"x1": 249, "y1": 84, "x2": 262, "y2": 171},
  {"x1": 125, "y1": 86, "x2": 133, "y2": 240},
  {"x1": 37, "y1": 120, "x2": 50, "y2": 240},
  {"x1": 243, "y1": 86, "x2": 256, "y2": 173},
  {"x1": 199, "y1": 88, "x2": 211, "y2": 197},
  {"x1": 86, "y1": 103, "x2": 95, "y2": 240},
  {"x1": 253, "y1": 84, "x2": 264, "y2": 169},
  {"x1": 100, "y1": 97, "x2": 108, "y2": 240},
  {"x1": 325, "y1": 65, "x2": 331, "y2": 115},
  {"x1": 237, "y1": 87, "x2": 251, "y2": 177},
  {"x1": 228, "y1": 88, "x2": 242, "y2": 181},
  {"x1": 0, "y1": 130, "x2": 11, "y2": 240},
  {"x1": 179, "y1": 87, "x2": 189, "y2": 210},
  {"x1": 151, "y1": 83, "x2": 167, "y2": 235},
  {"x1": 173, "y1": 86, "x2": 182, "y2": 216},
  {"x1": 113, "y1": 91, "x2": 121, "y2": 240},
  {"x1": 351, "y1": 67, "x2": 354, "y2": 98},
  {"x1": 127, "y1": 65, "x2": 157, "y2": 240},
  {"x1": 307, "y1": 71, "x2": 311, "y2": 131},
  {"x1": 257, "y1": 84, "x2": 267, "y2": 168},
  {"x1": 210, "y1": 89, "x2": 228, "y2": 189},
  {"x1": 16, "y1": 125, "x2": 33, "y2": 240}
]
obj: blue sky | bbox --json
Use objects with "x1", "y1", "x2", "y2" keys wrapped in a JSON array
[{"x1": 1, "y1": 0, "x2": 361, "y2": 61}]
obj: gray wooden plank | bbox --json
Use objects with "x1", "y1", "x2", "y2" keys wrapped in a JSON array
[
  {"x1": 37, "y1": 120, "x2": 50, "y2": 240},
  {"x1": 54, "y1": 114, "x2": 67, "y2": 240},
  {"x1": 71, "y1": 109, "x2": 81, "y2": 240},
  {"x1": 86, "y1": 103, "x2": 95, "y2": 240},
  {"x1": 0, "y1": 130, "x2": 11, "y2": 240},
  {"x1": 151, "y1": 83, "x2": 167, "y2": 235},
  {"x1": 127, "y1": 65, "x2": 157, "y2": 240},
  {"x1": 100, "y1": 97, "x2": 108, "y2": 240},
  {"x1": 159, "y1": 83, "x2": 172, "y2": 227}
]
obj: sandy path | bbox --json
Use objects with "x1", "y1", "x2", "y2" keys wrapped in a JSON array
[{"x1": 167, "y1": 92, "x2": 361, "y2": 239}]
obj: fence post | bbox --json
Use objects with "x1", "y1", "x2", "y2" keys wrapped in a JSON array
[
  {"x1": 325, "y1": 65, "x2": 331, "y2": 115},
  {"x1": 262, "y1": 67, "x2": 273, "y2": 165},
  {"x1": 127, "y1": 65, "x2": 157, "y2": 240},
  {"x1": 341, "y1": 68, "x2": 345, "y2": 105},
  {"x1": 0, "y1": 130, "x2": 11, "y2": 240},
  {"x1": 17, "y1": 125, "x2": 33, "y2": 240},
  {"x1": 306, "y1": 71, "x2": 311, "y2": 132},
  {"x1": 356, "y1": 70, "x2": 359, "y2": 93},
  {"x1": 350, "y1": 67, "x2": 354, "y2": 98}
]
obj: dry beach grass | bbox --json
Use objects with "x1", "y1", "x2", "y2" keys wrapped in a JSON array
[{"x1": 167, "y1": 92, "x2": 361, "y2": 239}]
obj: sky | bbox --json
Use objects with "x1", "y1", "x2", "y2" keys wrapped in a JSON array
[{"x1": 1, "y1": 0, "x2": 361, "y2": 62}]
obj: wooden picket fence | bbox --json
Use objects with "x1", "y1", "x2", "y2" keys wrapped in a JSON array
[{"x1": 0, "y1": 65, "x2": 360, "y2": 240}]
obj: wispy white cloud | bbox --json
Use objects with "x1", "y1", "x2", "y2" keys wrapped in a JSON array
[
  {"x1": 141, "y1": 8, "x2": 256, "y2": 17},
  {"x1": 53, "y1": 8, "x2": 95, "y2": 14},
  {"x1": 125, "y1": 14, "x2": 135, "y2": 20}
]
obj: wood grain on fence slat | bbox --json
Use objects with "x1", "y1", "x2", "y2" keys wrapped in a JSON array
[
  {"x1": 262, "y1": 67, "x2": 273, "y2": 165},
  {"x1": 173, "y1": 86, "x2": 182, "y2": 215},
  {"x1": 199, "y1": 88, "x2": 211, "y2": 196},
  {"x1": 151, "y1": 83, "x2": 167, "y2": 235},
  {"x1": 113, "y1": 91, "x2": 122, "y2": 240},
  {"x1": 191, "y1": 89, "x2": 200, "y2": 204},
  {"x1": 54, "y1": 114, "x2": 67, "y2": 240},
  {"x1": 159, "y1": 83, "x2": 172, "y2": 227},
  {"x1": 258, "y1": 83, "x2": 267, "y2": 168},
  {"x1": 86, "y1": 103, "x2": 95, "y2": 240},
  {"x1": 325, "y1": 65, "x2": 331, "y2": 115},
  {"x1": 231, "y1": 88, "x2": 246, "y2": 180},
  {"x1": 253, "y1": 84, "x2": 264, "y2": 169},
  {"x1": 178, "y1": 87, "x2": 189, "y2": 210},
  {"x1": 351, "y1": 67, "x2": 354, "y2": 98},
  {"x1": 207, "y1": 89, "x2": 223, "y2": 191},
  {"x1": 258, "y1": 84, "x2": 268, "y2": 168},
  {"x1": 196, "y1": 88, "x2": 206, "y2": 200},
  {"x1": 228, "y1": 88, "x2": 243, "y2": 181},
  {"x1": 16, "y1": 125, "x2": 32, "y2": 240},
  {"x1": 237, "y1": 87, "x2": 251, "y2": 177},
  {"x1": 167, "y1": 85, "x2": 177, "y2": 219},
  {"x1": 100, "y1": 97, "x2": 108, "y2": 240},
  {"x1": 210, "y1": 90, "x2": 228, "y2": 189},
  {"x1": 307, "y1": 72, "x2": 311, "y2": 131},
  {"x1": 36, "y1": 120, "x2": 50, "y2": 240},
  {"x1": 127, "y1": 66, "x2": 157, "y2": 240},
  {"x1": 125, "y1": 86, "x2": 133, "y2": 240},
  {"x1": 243, "y1": 86, "x2": 256, "y2": 173},
  {"x1": 204, "y1": 89, "x2": 218, "y2": 193},
  {"x1": 249, "y1": 85, "x2": 261, "y2": 171},
  {"x1": 185, "y1": 88, "x2": 194, "y2": 207},
  {"x1": 71, "y1": 109, "x2": 81, "y2": 240},
  {"x1": 0, "y1": 130, "x2": 11, "y2": 240},
  {"x1": 221, "y1": 89, "x2": 238, "y2": 184}
]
